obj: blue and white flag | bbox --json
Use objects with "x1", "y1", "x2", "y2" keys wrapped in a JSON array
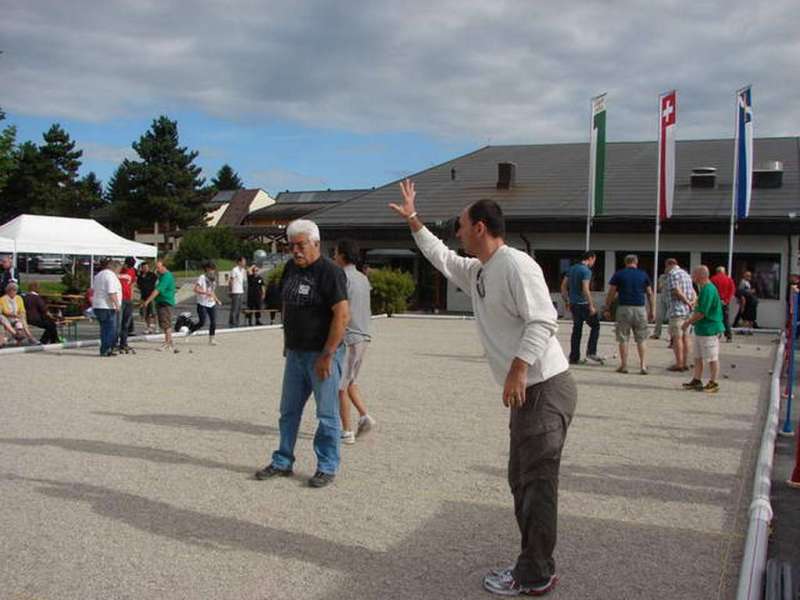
[{"x1": 733, "y1": 86, "x2": 753, "y2": 219}]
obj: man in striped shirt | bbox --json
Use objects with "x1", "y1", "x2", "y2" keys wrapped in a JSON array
[{"x1": 665, "y1": 258, "x2": 696, "y2": 371}]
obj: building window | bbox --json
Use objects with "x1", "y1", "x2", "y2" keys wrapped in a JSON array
[
  {"x1": 533, "y1": 250, "x2": 605, "y2": 293},
  {"x1": 700, "y1": 253, "x2": 781, "y2": 300}
]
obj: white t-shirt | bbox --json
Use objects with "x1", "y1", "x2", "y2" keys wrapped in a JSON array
[
  {"x1": 92, "y1": 269, "x2": 122, "y2": 310},
  {"x1": 412, "y1": 227, "x2": 569, "y2": 387},
  {"x1": 195, "y1": 274, "x2": 217, "y2": 308},
  {"x1": 229, "y1": 266, "x2": 245, "y2": 294}
]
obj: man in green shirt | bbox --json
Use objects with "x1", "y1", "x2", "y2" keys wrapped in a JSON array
[
  {"x1": 681, "y1": 266, "x2": 724, "y2": 393},
  {"x1": 142, "y1": 260, "x2": 178, "y2": 353}
]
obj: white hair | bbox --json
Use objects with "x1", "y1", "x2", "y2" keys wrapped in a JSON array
[{"x1": 286, "y1": 219, "x2": 320, "y2": 243}]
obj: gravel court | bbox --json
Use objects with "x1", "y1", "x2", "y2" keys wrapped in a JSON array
[{"x1": 0, "y1": 318, "x2": 774, "y2": 600}]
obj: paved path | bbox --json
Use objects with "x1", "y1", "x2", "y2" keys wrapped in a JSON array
[{"x1": 0, "y1": 319, "x2": 775, "y2": 599}]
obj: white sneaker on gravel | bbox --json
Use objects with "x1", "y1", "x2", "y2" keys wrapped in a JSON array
[
  {"x1": 341, "y1": 431, "x2": 356, "y2": 445},
  {"x1": 356, "y1": 415, "x2": 376, "y2": 437},
  {"x1": 587, "y1": 354, "x2": 606, "y2": 365},
  {"x1": 209, "y1": 337, "x2": 217, "y2": 346}
]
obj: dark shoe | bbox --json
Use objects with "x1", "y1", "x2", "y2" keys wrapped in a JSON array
[
  {"x1": 704, "y1": 381, "x2": 720, "y2": 394},
  {"x1": 308, "y1": 471, "x2": 335, "y2": 488},
  {"x1": 254, "y1": 465, "x2": 293, "y2": 480},
  {"x1": 667, "y1": 365, "x2": 685, "y2": 372},
  {"x1": 682, "y1": 378, "x2": 703, "y2": 391}
]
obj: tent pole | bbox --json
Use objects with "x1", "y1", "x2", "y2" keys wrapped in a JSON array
[{"x1": 90, "y1": 254, "x2": 94, "y2": 283}]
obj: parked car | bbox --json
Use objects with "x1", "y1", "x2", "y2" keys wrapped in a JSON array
[{"x1": 30, "y1": 255, "x2": 65, "y2": 273}]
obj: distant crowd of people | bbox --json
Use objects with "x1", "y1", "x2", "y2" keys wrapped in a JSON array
[{"x1": 561, "y1": 252, "x2": 767, "y2": 394}]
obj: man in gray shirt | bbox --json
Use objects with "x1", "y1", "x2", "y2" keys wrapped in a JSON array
[{"x1": 334, "y1": 239, "x2": 376, "y2": 445}]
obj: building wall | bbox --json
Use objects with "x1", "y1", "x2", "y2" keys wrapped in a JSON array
[
  {"x1": 205, "y1": 203, "x2": 229, "y2": 227},
  {"x1": 248, "y1": 190, "x2": 275, "y2": 213}
]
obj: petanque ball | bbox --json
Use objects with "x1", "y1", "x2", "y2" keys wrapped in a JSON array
[{"x1": 730, "y1": 364, "x2": 736, "y2": 369}]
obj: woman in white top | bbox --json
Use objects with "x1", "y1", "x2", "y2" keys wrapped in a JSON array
[
  {"x1": 91, "y1": 259, "x2": 122, "y2": 356},
  {"x1": 191, "y1": 261, "x2": 221, "y2": 345}
]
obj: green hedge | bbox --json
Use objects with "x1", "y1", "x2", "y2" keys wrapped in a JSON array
[{"x1": 368, "y1": 268, "x2": 415, "y2": 316}]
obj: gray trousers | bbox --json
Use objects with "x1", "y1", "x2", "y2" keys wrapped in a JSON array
[
  {"x1": 652, "y1": 293, "x2": 670, "y2": 337},
  {"x1": 229, "y1": 293, "x2": 243, "y2": 327},
  {"x1": 509, "y1": 370, "x2": 577, "y2": 586}
]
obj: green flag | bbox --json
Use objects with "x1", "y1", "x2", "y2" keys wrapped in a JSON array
[{"x1": 589, "y1": 94, "x2": 607, "y2": 217}]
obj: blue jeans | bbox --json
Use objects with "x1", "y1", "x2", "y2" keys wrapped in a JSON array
[
  {"x1": 117, "y1": 300, "x2": 133, "y2": 348},
  {"x1": 193, "y1": 304, "x2": 217, "y2": 337},
  {"x1": 569, "y1": 304, "x2": 600, "y2": 363},
  {"x1": 271, "y1": 347, "x2": 344, "y2": 475},
  {"x1": 95, "y1": 308, "x2": 118, "y2": 355}
]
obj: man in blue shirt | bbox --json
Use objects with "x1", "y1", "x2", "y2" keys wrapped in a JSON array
[
  {"x1": 561, "y1": 252, "x2": 603, "y2": 365},
  {"x1": 604, "y1": 254, "x2": 654, "y2": 374}
]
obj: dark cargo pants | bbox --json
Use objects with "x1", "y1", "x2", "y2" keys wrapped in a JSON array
[{"x1": 508, "y1": 370, "x2": 577, "y2": 586}]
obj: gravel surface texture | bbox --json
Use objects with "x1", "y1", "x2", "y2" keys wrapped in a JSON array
[{"x1": 0, "y1": 319, "x2": 774, "y2": 600}]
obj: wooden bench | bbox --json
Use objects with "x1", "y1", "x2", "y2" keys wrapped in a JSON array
[
  {"x1": 242, "y1": 308, "x2": 281, "y2": 325},
  {"x1": 59, "y1": 316, "x2": 90, "y2": 342}
]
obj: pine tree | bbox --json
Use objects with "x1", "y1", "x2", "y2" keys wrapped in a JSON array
[
  {"x1": 211, "y1": 164, "x2": 244, "y2": 190},
  {"x1": 0, "y1": 141, "x2": 52, "y2": 221},
  {"x1": 0, "y1": 109, "x2": 17, "y2": 194},
  {"x1": 38, "y1": 123, "x2": 86, "y2": 216},
  {"x1": 114, "y1": 116, "x2": 206, "y2": 234}
]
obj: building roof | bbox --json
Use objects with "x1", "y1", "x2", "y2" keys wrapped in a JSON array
[
  {"x1": 246, "y1": 202, "x2": 336, "y2": 222},
  {"x1": 311, "y1": 138, "x2": 800, "y2": 229},
  {"x1": 273, "y1": 189, "x2": 370, "y2": 204},
  {"x1": 246, "y1": 188, "x2": 369, "y2": 222},
  {"x1": 216, "y1": 189, "x2": 263, "y2": 227},
  {"x1": 209, "y1": 190, "x2": 237, "y2": 204}
]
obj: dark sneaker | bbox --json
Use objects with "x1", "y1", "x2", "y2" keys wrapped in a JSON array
[
  {"x1": 682, "y1": 378, "x2": 703, "y2": 391},
  {"x1": 482, "y1": 570, "x2": 558, "y2": 596},
  {"x1": 704, "y1": 381, "x2": 720, "y2": 394},
  {"x1": 308, "y1": 471, "x2": 335, "y2": 488},
  {"x1": 254, "y1": 465, "x2": 293, "y2": 480}
]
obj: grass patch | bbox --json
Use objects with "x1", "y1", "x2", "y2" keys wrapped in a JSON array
[
  {"x1": 20, "y1": 280, "x2": 67, "y2": 295},
  {"x1": 171, "y1": 258, "x2": 235, "y2": 279}
]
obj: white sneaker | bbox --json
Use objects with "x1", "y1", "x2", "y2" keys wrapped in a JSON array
[
  {"x1": 209, "y1": 337, "x2": 217, "y2": 346},
  {"x1": 156, "y1": 343, "x2": 168, "y2": 352},
  {"x1": 341, "y1": 431, "x2": 356, "y2": 445},
  {"x1": 587, "y1": 354, "x2": 606, "y2": 365},
  {"x1": 356, "y1": 415, "x2": 376, "y2": 437}
]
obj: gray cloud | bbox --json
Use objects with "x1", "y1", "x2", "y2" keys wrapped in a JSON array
[
  {"x1": 79, "y1": 141, "x2": 136, "y2": 164},
  {"x1": 2, "y1": 0, "x2": 798, "y2": 143}
]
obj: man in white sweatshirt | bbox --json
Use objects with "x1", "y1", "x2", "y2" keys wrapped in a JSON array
[{"x1": 390, "y1": 179, "x2": 576, "y2": 597}]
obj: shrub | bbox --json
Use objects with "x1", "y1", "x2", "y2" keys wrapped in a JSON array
[
  {"x1": 368, "y1": 268, "x2": 415, "y2": 316},
  {"x1": 62, "y1": 270, "x2": 90, "y2": 293},
  {"x1": 266, "y1": 262, "x2": 285, "y2": 284},
  {"x1": 171, "y1": 226, "x2": 270, "y2": 266}
]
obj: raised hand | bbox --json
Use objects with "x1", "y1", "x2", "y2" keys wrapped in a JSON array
[{"x1": 389, "y1": 178, "x2": 416, "y2": 219}]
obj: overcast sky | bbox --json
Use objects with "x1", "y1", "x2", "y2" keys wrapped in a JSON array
[{"x1": 2, "y1": 0, "x2": 798, "y2": 193}]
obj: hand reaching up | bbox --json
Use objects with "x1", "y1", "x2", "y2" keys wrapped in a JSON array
[{"x1": 389, "y1": 178, "x2": 417, "y2": 219}]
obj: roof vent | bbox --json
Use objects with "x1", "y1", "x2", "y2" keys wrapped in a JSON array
[
  {"x1": 753, "y1": 161, "x2": 784, "y2": 189},
  {"x1": 497, "y1": 162, "x2": 516, "y2": 190},
  {"x1": 690, "y1": 167, "x2": 717, "y2": 188}
]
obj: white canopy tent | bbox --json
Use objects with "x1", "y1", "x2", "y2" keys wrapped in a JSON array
[
  {"x1": 0, "y1": 214, "x2": 157, "y2": 279},
  {"x1": 0, "y1": 235, "x2": 13, "y2": 253}
]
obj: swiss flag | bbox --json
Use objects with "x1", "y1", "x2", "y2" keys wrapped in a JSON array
[{"x1": 658, "y1": 91, "x2": 677, "y2": 220}]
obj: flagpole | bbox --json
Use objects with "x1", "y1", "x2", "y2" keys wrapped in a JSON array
[
  {"x1": 586, "y1": 96, "x2": 593, "y2": 252},
  {"x1": 727, "y1": 90, "x2": 738, "y2": 276},
  {"x1": 654, "y1": 92, "x2": 663, "y2": 310}
]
